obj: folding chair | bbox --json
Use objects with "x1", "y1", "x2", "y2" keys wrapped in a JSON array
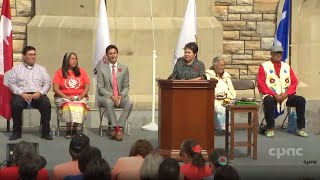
[
  {"x1": 231, "y1": 79, "x2": 256, "y2": 100},
  {"x1": 99, "y1": 106, "x2": 131, "y2": 136}
]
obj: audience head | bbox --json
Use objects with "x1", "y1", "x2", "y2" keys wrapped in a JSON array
[
  {"x1": 129, "y1": 139, "x2": 153, "y2": 158},
  {"x1": 140, "y1": 152, "x2": 164, "y2": 180},
  {"x1": 18, "y1": 155, "x2": 42, "y2": 180},
  {"x1": 13, "y1": 141, "x2": 36, "y2": 164},
  {"x1": 211, "y1": 56, "x2": 225, "y2": 75},
  {"x1": 69, "y1": 133, "x2": 90, "y2": 160},
  {"x1": 179, "y1": 139, "x2": 205, "y2": 168},
  {"x1": 158, "y1": 158, "x2": 180, "y2": 180},
  {"x1": 208, "y1": 148, "x2": 228, "y2": 170},
  {"x1": 214, "y1": 165, "x2": 240, "y2": 180},
  {"x1": 83, "y1": 158, "x2": 111, "y2": 180},
  {"x1": 22, "y1": 46, "x2": 37, "y2": 66},
  {"x1": 62, "y1": 52, "x2": 80, "y2": 78},
  {"x1": 78, "y1": 146, "x2": 102, "y2": 173},
  {"x1": 184, "y1": 42, "x2": 198, "y2": 61},
  {"x1": 105, "y1": 44, "x2": 119, "y2": 64}
]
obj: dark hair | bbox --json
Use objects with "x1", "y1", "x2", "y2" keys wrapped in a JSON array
[
  {"x1": 69, "y1": 133, "x2": 90, "y2": 160},
  {"x1": 83, "y1": 158, "x2": 111, "y2": 180},
  {"x1": 214, "y1": 165, "x2": 240, "y2": 180},
  {"x1": 18, "y1": 155, "x2": 42, "y2": 180},
  {"x1": 61, "y1": 52, "x2": 80, "y2": 79},
  {"x1": 184, "y1": 42, "x2": 198, "y2": 55},
  {"x1": 129, "y1": 139, "x2": 154, "y2": 158},
  {"x1": 22, "y1": 46, "x2": 36, "y2": 55},
  {"x1": 180, "y1": 139, "x2": 205, "y2": 168},
  {"x1": 208, "y1": 148, "x2": 228, "y2": 168},
  {"x1": 105, "y1": 44, "x2": 118, "y2": 54},
  {"x1": 78, "y1": 146, "x2": 102, "y2": 173},
  {"x1": 13, "y1": 141, "x2": 36, "y2": 164},
  {"x1": 158, "y1": 158, "x2": 180, "y2": 180}
]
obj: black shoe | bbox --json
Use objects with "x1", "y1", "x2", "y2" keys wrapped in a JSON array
[
  {"x1": 9, "y1": 133, "x2": 22, "y2": 140},
  {"x1": 41, "y1": 134, "x2": 53, "y2": 140}
]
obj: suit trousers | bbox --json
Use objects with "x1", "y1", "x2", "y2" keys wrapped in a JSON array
[
  {"x1": 98, "y1": 96, "x2": 133, "y2": 127},
  {"x1": 263, "y1": 95, "x2": 306, "y2": 129},
  {"x1": 11, "y1": 94, "x2": 51, "y2": 135}
]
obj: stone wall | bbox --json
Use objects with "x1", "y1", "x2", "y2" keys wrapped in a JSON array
[
  {"x1": 0, "y1": 0, "x2": 33, "y2": 63},
  {"x1": 214, "y1": 0, "x2": 279, "y2": 80}
]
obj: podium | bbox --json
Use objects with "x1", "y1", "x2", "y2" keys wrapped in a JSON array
[{"x1": 157, "y1": 79, "x2": 217, "y2": 159}]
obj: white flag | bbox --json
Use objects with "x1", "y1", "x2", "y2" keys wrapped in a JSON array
[
  {"x1": 93, "y1": 0, "x2": 111, "y2": 74},
  {"x1": 173, "y1": 0, "x2": 197, "y2": 67}
]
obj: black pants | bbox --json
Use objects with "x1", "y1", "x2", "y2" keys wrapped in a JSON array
[
  {"x1": 263, "y1": 95, "x2": 306, "y2": 129},
  {"x1": 11, "y1": 94, "x2": 51, "y2": 135}
]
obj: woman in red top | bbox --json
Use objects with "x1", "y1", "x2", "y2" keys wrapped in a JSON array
[
  {"x1": 53, "y1": 52, "x2": 90, "y2": 138},
  {"x1": 179, "y1": 139, "x2": 212, "y2": 180}
]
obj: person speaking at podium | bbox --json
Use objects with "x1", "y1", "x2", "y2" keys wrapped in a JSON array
[{"x1": 169, "y1": 42, "x2": 206, "y2": 80}]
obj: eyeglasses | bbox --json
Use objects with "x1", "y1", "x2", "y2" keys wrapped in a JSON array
[{"x1": 26, "y1": 53, "x2": 37, "y2": 56}]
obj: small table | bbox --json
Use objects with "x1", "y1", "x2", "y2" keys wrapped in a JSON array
[{"x1": 225, "y1": 104, "x2": 259, "y2": 160}]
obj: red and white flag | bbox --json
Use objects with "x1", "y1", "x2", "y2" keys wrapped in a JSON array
[{"x1": 0, "y1": 0, "x2": 13, "y2": 120}]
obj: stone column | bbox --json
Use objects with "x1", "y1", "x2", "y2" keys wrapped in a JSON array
[{"x1": 27, "y1": 0, "x2": 223, "y2": 108}]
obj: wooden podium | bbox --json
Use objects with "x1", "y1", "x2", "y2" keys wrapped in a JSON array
[{"x1": 157, "y1": 79, "x2": 217, "y2": 159}]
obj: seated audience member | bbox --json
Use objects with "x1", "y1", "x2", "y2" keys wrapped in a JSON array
[
  {"x1": 112, "y1": 139, "x2": 153, "y2": 180},
  {"x1": 158, "y1": 158, "x2": 181, "y2": 180},
  {"x1": 213, "y1": 165, "x2": 239, "y2": 180},
  {"x1": 52, "y1": 134, "x2": 90, "y2": 180},
  {"x1": 53, "y1": 52, "x2": 90, "y2": 139},
  {"x1": 179, "y1": 139, "x2": 212, "y2": 180},
  {"x1": 257, "y1": 45, "x2": 308, "y2": 137},
  {"x1": 206, "y1": 57, "x2": 236, "y2": 131},
  {"x1": 169, "y1": 42, "x2": 206, "y2": 80},
  {"x1": 0, "y1": 141, "x2": 49, "y2": 180},
  {"x1": 140, "y1": 152, "x2": 164, "y2": 180},
  {"x1": 203, "y1": 148, "x2": 228, "y2": 180},
  {"x1": 83, "y1": 158, "x2": 111, "y2": 180},
  {"x1": 64, "y1": 146, "x2": 102, "y2": 180}
]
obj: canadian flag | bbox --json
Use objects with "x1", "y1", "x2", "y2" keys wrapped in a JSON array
[{"x1": 0, "y1": 0, "x2": 13, "y2": 120}]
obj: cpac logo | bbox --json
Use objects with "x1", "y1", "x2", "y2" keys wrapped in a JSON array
[
  {"x1": 268, "y1": 148, "x2": 303, "y2": 159},
  {"x1": 64, "y1": 77, "x2": 80, "y2": 89}
]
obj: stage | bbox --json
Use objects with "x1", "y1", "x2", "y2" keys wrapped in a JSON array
[{"x1": 1, "y1": 101, "x2": 320, "y2": 179}]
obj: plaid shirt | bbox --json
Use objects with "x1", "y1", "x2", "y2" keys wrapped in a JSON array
[
  {"x1": 173, "y1": 57, "x2": 205, "y2": 80},
  {"x1": 8, "y1": 63, "x2": 51, "y2": 95}
]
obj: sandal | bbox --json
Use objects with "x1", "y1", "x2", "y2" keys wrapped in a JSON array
[
  {"x1": 65, "y1": 131, "x2": 72, "y2": 139},
  {"x1": 265, "y1": 130, "x2": 274, "y2": 137},
  {"x1": 297, "y1": 130, "x2": 308, "y2": 137}
]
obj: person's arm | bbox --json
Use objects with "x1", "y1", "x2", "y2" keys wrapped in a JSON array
[
  {"x1": 39, "y1": 67, "x2": 51, "y2": 95},
  {"x1": 97, "y1": 65, "x2": 113, "y2": 98},
  {"x1": 286, "y1": 67, "x2": 298, "y2": 95},
  {"x1": 78, "y1": 69, "x2": 90, "y2": 100},
  {"x1": 8, "y1": 67, "x2": 24, "y2": 95},
  {"x1": 191, "y1": 62, "x2": 206, "y2": 80},
  {"x1": 257, "y1": 65, "x2": 276, "y2": 96},
  {"x1": 119, "y1": 66, "x2": 130, "y2": 98}
]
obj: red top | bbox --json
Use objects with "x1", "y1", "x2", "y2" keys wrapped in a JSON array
[
  {"x1": 257, "y1": 61, "x2": 298, "y2": 96},
  {"x1": 180, "y1": 163, "x2": 212, "y2": 180},
  {"x1": 0, "y1": 166, "x2": 49, "y2": 180},
  {"x1": 53, "y1": 68, "x2": 90, "y2": 96}
]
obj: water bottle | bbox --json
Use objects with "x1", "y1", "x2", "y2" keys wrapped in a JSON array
[
  {"x1": 51, "y1": 125, "x2": 57, "y2": 136},
  {"x1": 126, "y1": 122, "x2": 132, "y2": 135},
  {"x1": 287, "y1": 112, "x2": 297, "y2": 134},
  {"x1": 27, "y1": 101, "x2": 32, "y2": 109}
]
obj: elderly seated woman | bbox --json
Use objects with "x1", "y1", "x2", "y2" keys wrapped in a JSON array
[{"x1": 206, "y1": 56, "x2": 236, "y2": 131}]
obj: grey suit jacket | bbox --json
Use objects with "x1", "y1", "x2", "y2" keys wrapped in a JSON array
[{"x1": 97, "y1": 62, "x2": 130, "y2": 100}]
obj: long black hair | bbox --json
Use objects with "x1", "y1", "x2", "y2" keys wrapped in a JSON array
[
  {"x1": 180, "y1": 139, "x2": 205, "y2": 168},
  {"x1": 62, "y1": 52, "x2": 80, "y2": 79}
]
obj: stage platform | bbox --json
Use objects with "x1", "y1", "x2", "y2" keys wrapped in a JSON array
[{"x1": 1, "y1": 100, "x2": 320, "y2": 179}]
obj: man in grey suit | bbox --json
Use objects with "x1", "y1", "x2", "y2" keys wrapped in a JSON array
[{"x1": 97, "y1": 45, "x2": 133, "y2": 141}]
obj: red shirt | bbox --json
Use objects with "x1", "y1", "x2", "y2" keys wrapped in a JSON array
[
  {"x1": 0, "y1": 166, "x2": 49, "y2": 180},
  {"x1": 257, "y1": 61, "x2": 298, "y2": 96},
  {"x1": 53, "y1": 68, "x2": 90, "y2": 96},
  {"x1": 180, "y1": 163, "x2": 212, "y2": 180}
]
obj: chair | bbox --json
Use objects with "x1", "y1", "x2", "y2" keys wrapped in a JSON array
[
  {"x1": 56, "y1": 108, "x2": 87, "y2": 136},
  {"x1": 231, "y1": 79, "x2": 256, "y2": 100},
  {"x1": 99, "y1": 106, "x2": 131, "y2": 136}
]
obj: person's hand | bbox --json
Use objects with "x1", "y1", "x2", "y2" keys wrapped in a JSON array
[
  {"x1": 280, "y1": 93, "x2": 288, "y2": 102},
  {"x1": 273, "y1": 94, "x2": 282, "y2": 103},
  {"x1": 111, "y1": 96, "x2": 120, "y2": 107},
  {"x1": 77, "y1": 95, "x2": 84, "y2": 101},
  {"x1": 63, "y1": 95, "x2": 74, "y2": 101},
  {"x1": 31, "y1": 92, "x2": 41, "y2": 100},
  {"x1": 21, "y1": 93, "x2": 32, "y2": 102}
]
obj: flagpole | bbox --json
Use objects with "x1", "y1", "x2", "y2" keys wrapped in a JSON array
[
  {"x1": 289, "y1": 0, "x2": 292, "y2": 66},
  {"x1": 142, "y1": 0, "x2": 158, "y2": 131}
]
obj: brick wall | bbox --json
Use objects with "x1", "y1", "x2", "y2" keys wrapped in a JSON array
[{"x1": 214, "y1": 0, "x2": 279, "y2": 79}]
